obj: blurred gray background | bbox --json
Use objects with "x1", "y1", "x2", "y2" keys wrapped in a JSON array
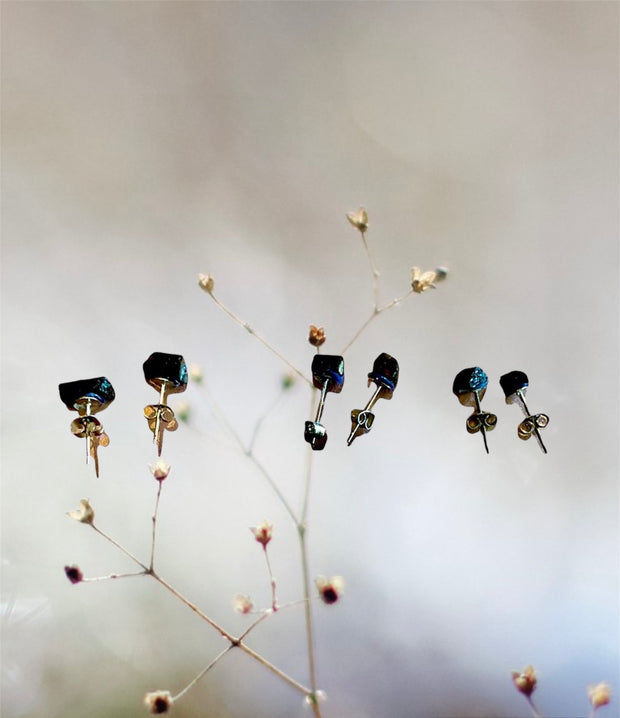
[{"x1": 1, "y1": 2, "x2": 618, "y2": 717}]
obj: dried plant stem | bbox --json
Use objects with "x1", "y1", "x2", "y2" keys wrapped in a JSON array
[
  {"x1": 90, "y1": 524, "x2": 148, "y2": 571},
  {"x1": 150, "y1": 480, "x2": 163, "y2": 571},
  {"x1": 202, "y1": 382, "x2": 299, "y2": 524},
  {"x1": 249, "y1": 390, "x2": 286, "y2": 453},
  {"x1": 340, "y1": 288, "x2": 414, "y2": 355},
  {"x1": 172, "y1": 645, "x2": 233, "y2": 702},
  {"x1": 526, "y1": 696, "x2": 544, "y2": 718},
  {"x1": 208, "y1": 292, "x2": 311, "y2": 386},
  {"x1": 361, "y1": 230, "x2": 380, "y2": 308},
  {"x1": 82, "y1": 571, "x2": 146, "y2": 582},
  {"x1": 298, "y1": 387, "x2": 322, "y2": 718},
  {"x1": 263, "y1": 545, "x2": 278, "y2": 611}
]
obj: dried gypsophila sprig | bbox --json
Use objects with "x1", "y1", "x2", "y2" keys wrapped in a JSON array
[
  {"x1": 308, "y1": 325, "x2": 326, "y2": 347},
  {"x1": 511, "y1": 665, "x2": 537, "y2": 697},
  {"x1": 588, "y1": 682, "x2": 612, "y2": 711},
  {"x1": 346, "y1": 207, "x2": 369, "y2": 233},
  {"x1": 410, "y1": 266, "x2": 448, "y2": 294},
  {"x1": 149, "y1": 459, "x2": 171, "y2": 481},
  {"x1": 144, "y1": 690, "x2": 173, "y2": 714},
  {"x1": 233, "y1": 594, "x2": 254, "y2": 615},
  {"x1": 67, "y1": 499, "x2": 95, "y2": 524},
  {"x1": 197, "y1": 273, "x2": 215, "y2": 294},
  {"x1": 315, "y1": 576, "x2": 344, "y2": 605},
  {"x1": 250, "y1": 520, "x2": 273, "y2": 547}
]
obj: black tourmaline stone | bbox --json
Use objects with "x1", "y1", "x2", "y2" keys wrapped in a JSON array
[
  {"x1": 143, "y1": 353, "x2": 188, "y2": 393},
  {"x1": 59, "y1": 377, "x2": 115, "y2": 413},
  {"x1": 311, "y1": 354, "x2": 344, "y2": 393},
  {"x1": 368, "y1": 353, "x2": 399, "y2": 398},
  {"x1": 499, "y1": 370, "x2": 529, "y2": 400}
]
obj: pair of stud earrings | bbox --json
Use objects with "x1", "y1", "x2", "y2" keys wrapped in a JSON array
[
  {"x1": 304, "y1": 352, "x2": 399, "y2": 450},
  {"x1": 453, "y1": 368, "x2": 549, "y2": 454},
  {"x1": 58, "y1": 352, "x2": 188, "y2": 476}
]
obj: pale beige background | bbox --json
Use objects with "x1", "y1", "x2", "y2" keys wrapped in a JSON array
[{"x1": 1, "y1": 2, "x2": 618, "y2": 718}]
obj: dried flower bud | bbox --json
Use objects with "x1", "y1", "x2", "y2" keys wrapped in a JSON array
[
  {"x1": 346, "y1": 207, "x2": 369, "y2": 233},
  {"x1": 281, "y1": 373, "x2": 295, "y2": 391},
  {"x1": 175, "y1": 400, "x2": 190, "y2": 423},
  {"x1": 411, "y1": 266, "x2": 442, "y2": 294},
  {"x1": 144, "y1": 690, "x2": 172, "y2": 714},
  {"x1": 149, "y1": 460, "x2": 171, "y2": 481},
  {"x1": 189, "y1": 364, "x2": 203, "y2": 384},
  {"x1": 308, "y1": 325, "x2": 326, "y2": 347},
  {"x1": 250, "y1": 520, "x2": 273, "y2": 547},
  {"x1": 233, "y1": 594, "x2": 254, "y2": 615},
  {"x1": 588, "y1": 683, "x2": 611, "y2": 710},
  {"x1": 511, "y1": 665, "x2": 537, "y2": 697},
  {"x1": 67, "y1": 499, "x2": 95, "y2": 525},
  {"x1": 315, "y1": 576, "x2": 344, "y2": 605},
  {"x1": 435, "y1": 266, "x2": 449, "y2": 281},
  {"x1": 198, "y1": 273, "x2": 215, "y2": 294},
  {"x1": 64, "y1": 565, "x2": 83, "y2": 584}
]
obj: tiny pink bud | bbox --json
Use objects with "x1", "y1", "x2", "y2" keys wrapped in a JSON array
[
  {"x1": 511, "y1": 665, "x2": 537, "y2": 697},
  {"x1": 250, "y1": 521, "x2": 273, "y2": 547},
  {"x1": 233, "y1": 594, "x2": 254, "y2": 615},
  {"x1": 149, "y1": 460, "x2": 171, "y2": 481}
]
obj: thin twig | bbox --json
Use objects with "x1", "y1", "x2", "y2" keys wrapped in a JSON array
[
  {"x1": 340, "y1": 289, "x2": 414, "y2": 355},
  {"x1": 526, "y1": 695, "x2": 544, "y2": 718},
  {"x1": 249, "y1": 390, "x2": 286, "y2": 454},
  {"x1": 90, "y1": 525, "x2": 148, "y2": 571},
  {"x1": 236, "y1": 641, "x2": 311, "y2": 697},
  {"x1": 263, "y1": 545, "x2": 278, "y2": 612},
  {"x1": 361, "y1": 230, "x2": 380, "y2": 308},
  {"x1": 82, "y1": 571, "x2": 147, "y2": 582},
  {"x1": 172, "y1": 645, "x2": 233, "y2": 702},
  {"x1": 201, "y1": 382, "x2": 299, "y2": 524},
  {"x1": 150, "y1": 481, "x2": 163, "y2": 571},
  {"x1": 208, "y1": 292, "x2": 312, "y2": 386}
]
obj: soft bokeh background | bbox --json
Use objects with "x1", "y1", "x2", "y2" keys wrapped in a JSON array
[{"x1": 1, "y1": 2, "x2": 618, "y2": 717}]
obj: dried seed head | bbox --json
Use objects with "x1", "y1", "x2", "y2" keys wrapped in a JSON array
[
  {"x1": 315, "y1": 576, "x2": 344, "y2": 605},
  {"x1": 308, "y1": 325, "x2": 326, "y2": 347},
  {"x1": 411, "y1": 266, "x2": 438, "y2": 293},
  {"x1": 346, "y1": 207, "x2": 369, "y2": 233},
  {"x1": 233, "y1": 594, "x2": 254, "y2": 615},
  {"x1": 250, "y1": 520, "x2": 273, "y2": 547},
  {"x1": 149, "y1": 459, "x2": 171, "y2": 481},
  {"x1": 198, "y1": 273, "x2": 215, "y2": 294},
  {"x1": 511, "y1": 665, "x2": 537, "y2": 697},
  {"x1": 189, "y1": 364, "x2": 203, "y2": 383},
  {"x1": 144, "y1": 691, "x2": 172, "y2": 714},
  {"x1": 67, "y1": 499, "x2": 95, "y2": 525},
  {"x1": 588, "y1": 683, "x2": 612, "y2": 710},
  {"x1": 64, "y1": 565, "x2": 83, "y2": 584}
]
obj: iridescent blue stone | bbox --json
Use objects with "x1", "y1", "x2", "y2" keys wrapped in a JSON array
[
  {"x1": 311, "y1": 354, "x2": 344, "y2": 393},
  {"x1": 143, "y1": 353, "x2": 188, "y2": 394},
  {"x1": 59, "y1": 377, "x2": 115, "y2": 413},
  {"x1": 368, "y1": 353, "x2": 399, "y2": 398},
  {"x1": 499, "y1": 370, "x2": 529, "y2": 399},
  {"x1": 452, "y1": 367, "x2": 488, "y2": 396}
]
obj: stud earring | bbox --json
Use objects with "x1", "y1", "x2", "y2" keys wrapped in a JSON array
[
  {"x1": 347, "y1": 353, "x2": 399, "y2": 446},
  {"x1": 304, "y1": 354, "x2": 345, "y2": 450},
  {"x1": 59, "y1": 376, "x2": 115, "y2": 477},
  {"x1": 452, "y1": 367, "x2": 497, "y2": 453},
  {"x1": 499, "y1": 370, "x2": 549, "y2": 454},
  {"x1": 143, "y1": 352, "x2": 188, "y2": 455}
]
